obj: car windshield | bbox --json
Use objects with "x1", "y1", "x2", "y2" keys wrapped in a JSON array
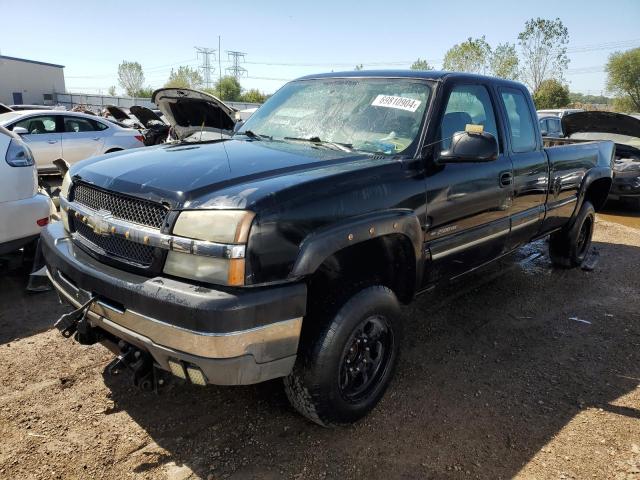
[{"x1": 237, "y1": 78, "x2": 432, "y2": 155}]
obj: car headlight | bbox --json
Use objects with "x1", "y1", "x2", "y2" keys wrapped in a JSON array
[
  {"x1": 59, "y1": 172, "x2": 72, "y2": 231},
  {"x1": 5, "y1": 139, "x2": 34, "y2": 167},
  {"x1": 163, "y1": 210, "x2": 255, "y2": 286}
]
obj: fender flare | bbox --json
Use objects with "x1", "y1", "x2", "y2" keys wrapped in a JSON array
[
  {"x1": 289, "y1": 209, "x2": 423, "y2": 281},
  {"x1": 576, "y1": 165, "x2": 613, "y2": 213}
]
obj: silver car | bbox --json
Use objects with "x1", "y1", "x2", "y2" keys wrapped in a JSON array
[{"x1": 0, "y1": 110, "x2": 145, "y2": 173}]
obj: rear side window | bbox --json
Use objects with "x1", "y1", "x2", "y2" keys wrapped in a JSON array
[
  {"x1": 13, "y1": 115, "x2": 57, "y2": 134},
  {"x1": 501, "y1": 89, "x2": 537, "y2": 153},
  {"x1": 439, "y1": 84, "x2": 499, "y2": 150},
  {"x1": 64, "y1": 116, "x2": 99, "y2": 133},
  {"x1": 548, "y1": 118, "x2": 561, "y2": 135}
]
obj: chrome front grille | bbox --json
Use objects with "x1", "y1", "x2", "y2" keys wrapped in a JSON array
[
  {"x1": 74, "y1": 221, "x2": 155, "y2": 266},
  {"x1": 70, "y1": 183, "x2": 168, "y2": 268},
  {"x1": 72, "y1": 183, "x2": 168, "y2": 229}
]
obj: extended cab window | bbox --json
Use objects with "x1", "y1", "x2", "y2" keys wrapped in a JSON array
[
  {"x1": 501, "y1": 89, "x2": 537, "y2": 152},
  {"x1": 438, "y1": 84, "x2": 498, "y2": 150},
  {"x1": 13, "y1": 115, "x2": 57, "y2": 134},
  {"x1": 237, "y1": 78, "x2": 432, "y2": 155}
]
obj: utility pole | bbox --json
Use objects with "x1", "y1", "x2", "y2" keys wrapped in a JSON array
[
  {"x1": 225, "y1": 51, "x2": 248, "y2": 79},
  {"x1": 195, "y1": 46, "x2": 217, "y2": 89}
]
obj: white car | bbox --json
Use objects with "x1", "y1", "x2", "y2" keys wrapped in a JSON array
[
  {"x1": 0, "y1": 110, "x2": 145, "y2": 173},
  {"x1": 0, "y1": 126, "x2": 52, "y2": 255}
]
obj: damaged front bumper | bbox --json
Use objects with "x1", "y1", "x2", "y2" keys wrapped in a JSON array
[{"x1": 42, "y1": 221, "x2": 306, "y2": 385}]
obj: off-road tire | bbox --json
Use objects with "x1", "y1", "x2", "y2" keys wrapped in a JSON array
[
  {"x1": 284, "y1": 285, "x2": 402, "y2": 427},
  {"x1": 549, "y1": 200, "x2": 595, "y2": 268}
]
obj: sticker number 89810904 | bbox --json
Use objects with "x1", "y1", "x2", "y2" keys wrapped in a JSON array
[{"x1": 371, "y1": 95, "x2": 422, "y2": 112}]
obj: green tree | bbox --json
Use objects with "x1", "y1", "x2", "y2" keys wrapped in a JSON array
[
  {"x1": 212, "y1": 76, "x2": 242, "y2": 101},
  {"x1": 612, "y1": 95, "x2": 637, "y2": 113},
  {"x1": 354, "y1": 64, "x2": 364, "y2": 71},
  {"x1": 164, "y1": 66, "x2": 203, "y2": 89},
  {"x1": 443, "y1": 36, "x2": 491, "y2": 74},
  {"x1": 490, "y1": 43, "x2": 519, "y2": 80},
  {"x1": 133, "y1": 86, "x2": 154, "y2": 98},
  {"x1": 518, "y1": 17, "x2": 569, "y2": 92},
  {"x1": 117, "y1": 61, "x2": 145, "y2": 97},
  {"x1": 606, "y1": 47, "x2": 640, "y2": 111},
  {"x1": 533, "y1": 79, "x2": 570, "y2": 109},
  {"x1": 240, "y1": 89, "x2": 267, "y2": 103},
  {"x1": 410, "y1": 58, "x2": 434, "y2": 71},
  {"x1": 107, "y1": 85, "x2": 117, "y2": 97}
]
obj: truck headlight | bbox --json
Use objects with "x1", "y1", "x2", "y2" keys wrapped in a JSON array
[
  {"x1": 59, "y1": 172, "x2": 72, "y2": 232},
  {"x1": 163, "y1": 210, "x2": 255, "y2": 286}
]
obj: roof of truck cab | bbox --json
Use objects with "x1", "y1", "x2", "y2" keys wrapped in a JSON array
[{"x1": 296, "y1": 70, "x2": 526, "y2": 88}]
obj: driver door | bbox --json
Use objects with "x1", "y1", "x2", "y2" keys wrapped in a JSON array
[{"x1": 424, "y1": 82, "x2": 513, "y2": 282}]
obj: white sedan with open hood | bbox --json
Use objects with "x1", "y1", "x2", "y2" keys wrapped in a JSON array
[{"x1": 152, "y1": 88, "x2": 237, "y2": 142}]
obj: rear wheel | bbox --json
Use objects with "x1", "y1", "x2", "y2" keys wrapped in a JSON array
[
  {"x1": 549, "y1": 200, "x2": 595, "y2": 268},
  {"x1": 284, "y1": 285, "x2": 401, "y2": 427}
]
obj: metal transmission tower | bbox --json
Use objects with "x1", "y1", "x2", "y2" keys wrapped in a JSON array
[
  {"x1": 195, "y1": 47, "x2": 217, "y2": 89},
  {"x1": 226, "y1": 51, "x2": 248, "y2": 79}
]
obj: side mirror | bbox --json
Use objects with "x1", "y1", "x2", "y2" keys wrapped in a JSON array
[
  {"x1": 13, "y1": 126, "x2": 28, "y2": 135},
  {"x1": 438, "y1": 131, "x2": 498, "y2": 163}
]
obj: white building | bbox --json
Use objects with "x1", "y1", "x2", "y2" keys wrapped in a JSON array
[{"x1": 0, "y1": 55, "x2": 66, "y2": 106}]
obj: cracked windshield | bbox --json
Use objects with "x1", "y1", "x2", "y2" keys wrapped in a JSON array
[{"x1": 237, "y1": 78, "x2": 432, "y2": 155}]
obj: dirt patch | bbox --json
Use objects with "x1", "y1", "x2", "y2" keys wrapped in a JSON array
[{"x1": 0, "y1": 218, "x2": 639, "y2": 480}]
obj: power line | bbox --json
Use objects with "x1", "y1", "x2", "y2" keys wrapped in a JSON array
[
  {"x1": 195, "y1": 47, "x2": 217, "y2": 89},
  {"x1": 226, "y1": 51, "x2": 248, "y2": 78}
]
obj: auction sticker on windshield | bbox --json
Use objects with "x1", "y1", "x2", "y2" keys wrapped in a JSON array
[{"x1": 371, "y1": 95, "x2": 422, "y2": 112}]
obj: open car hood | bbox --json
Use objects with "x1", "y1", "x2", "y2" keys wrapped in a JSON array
[
  {"x1": 562, "y1": 111, "x2": 640, "y2": 138},
  {"x1": 152, "y1": 88, "x2": 236, "y2": 140},
  {"x1": 130, "y1": 105, "x2": 165, "y2": 128},
  {"x1": 105, "y1": 105, "x2": 132, "y2": 122}
]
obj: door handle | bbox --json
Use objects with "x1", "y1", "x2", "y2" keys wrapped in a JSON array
[
  {"x1": 47, "y1": 140, "x2": 58, "y2": 144},
  {"x1": 499, "y1": 172, "x2": 513, "y2": 187},
  {"x1": 92, "y1": 137, "x2": 100, "y2": 141}
]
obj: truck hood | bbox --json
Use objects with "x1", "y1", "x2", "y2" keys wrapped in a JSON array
[
  {"x1": 70, "y1": 139, "x2": 377, "y2": 209},
  {"x1": 562, "y1": 111, "x2": 640, "y2": 138},
  {"x1": 152, "y1": 88, "x2": 236, "y2": 140}
]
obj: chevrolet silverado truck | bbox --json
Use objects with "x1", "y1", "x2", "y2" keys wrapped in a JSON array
[{"x1": 42, "y1": 71, "x2": 614, "y2": 426}]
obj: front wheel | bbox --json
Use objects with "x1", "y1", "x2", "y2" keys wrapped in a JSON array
[
  {"x1": 549, "y1": 200, "x2": 595, "y2": 268},
  {"x1": 284, "y1": 286, "x2": 402, "y2": 427}
]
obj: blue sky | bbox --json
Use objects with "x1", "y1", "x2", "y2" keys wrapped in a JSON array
[{"x1": 1, "y1": 0, "x2": 638, "y2": 96}]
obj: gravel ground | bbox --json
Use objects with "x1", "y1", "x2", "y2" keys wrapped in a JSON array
[{"x1": 0, "y1": 216, "x2": 638, "y2": 480}]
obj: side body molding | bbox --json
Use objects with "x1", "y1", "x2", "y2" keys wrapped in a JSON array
[{"x1": 289, "y1": 209, "x2": 423, "y2": 280}]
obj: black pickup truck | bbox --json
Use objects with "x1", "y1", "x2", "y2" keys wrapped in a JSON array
[{"x1": 42, "y1": 71, "x2": 614, "y2": 426}]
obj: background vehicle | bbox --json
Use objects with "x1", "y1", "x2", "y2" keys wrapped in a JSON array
[
  {"x1": 538, "y1": 114, "x2": 564, "y2": 137},
  {"x1": 152, "y1": 88, "x2": 236, "y2": 142},
  {"x1": 555, "y1": 111, "x2": 640, "y2": 207},
  {"x1": 129, "y1": 105, "x2": 169, "y2": 145},
  {"x1": 0, "y1": 126, "x2": 52, "y2": 255},
  {"x1": 537, "y1": 108, "x2": 583, "y2": 118},
  {"x1": 0, "y1": 110, "x2": 145, "y2": 173},
  {"x1": 9, "y1": 104, "x2": 57, "y2": 111},
  {"x1": 43, "y1": 71, "x2": 613, "y2": 427}
]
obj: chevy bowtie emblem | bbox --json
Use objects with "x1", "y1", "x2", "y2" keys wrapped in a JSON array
[{"x1": 91, "y1": 209, "x2": 113, "y2": 236}]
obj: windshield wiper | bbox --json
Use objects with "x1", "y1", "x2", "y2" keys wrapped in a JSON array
[
  {"x1": 283, "y1": 136, "x2": 353, "y2": 152},
  {"x1": 236, "y1": 130, "x2": 272, "y2": 140}
]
